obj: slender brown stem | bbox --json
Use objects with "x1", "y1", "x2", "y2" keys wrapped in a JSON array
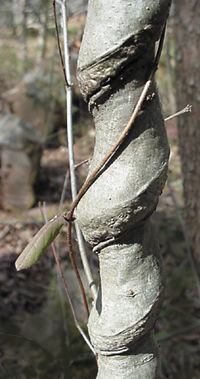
[
  {"x1": 165, "y1": 104, "x2": 192, "y2": 122},
  {"x1": 75, "y1": 159, "x2": 89, "y2": 169},
  {"x1": 53, "y1": 0, "x2": 70, "y2": 87},
  {"x1": 67, "y1": 222, "x2": 90, "y2": 318}
]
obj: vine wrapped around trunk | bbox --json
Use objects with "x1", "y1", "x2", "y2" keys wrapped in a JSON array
[{"x1": 76, "y1": 1, "x2": 171, "y2": 378}]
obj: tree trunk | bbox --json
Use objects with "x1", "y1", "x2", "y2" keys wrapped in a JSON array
[
  {"x1": 20, "y1": 0, "x2": 28, "y2": 71},
  {"x1": 37, "y1": 0, "x2": 50, "y2": 62},
  {"x1": 76, "y1": 1, "x2": 171, "y2": 377},
  {"x1": 173, "y1": 1, "x2": 200, "y2": 268}
]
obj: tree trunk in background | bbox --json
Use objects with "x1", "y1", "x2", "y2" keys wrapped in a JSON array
[
  {"x1": 173, "y1": 2, "x2": 200, "y2": 268},
  {"x1": 37, "y1": 0, "x2": 50, "y2": 62},
  {"x1": 21, "y1": 0, "x2": 28, "y2": 70},
  {"x1": 76, "y1": 1, "x2": 171, "y2": 377}
]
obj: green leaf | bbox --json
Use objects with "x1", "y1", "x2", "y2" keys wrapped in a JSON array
[{"x1": 15, "y1": 215, "x2": 65, "y2": 271}]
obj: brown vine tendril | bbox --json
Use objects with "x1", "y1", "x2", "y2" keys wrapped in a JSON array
[
  {"x1": 67, "y1": 221, "x2": 89, "y2": 317},
  {"x1": 53, "y1": 0, "x2": 69, "y2": 87}
]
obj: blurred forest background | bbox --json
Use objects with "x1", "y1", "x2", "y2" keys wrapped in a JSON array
[{"x1": 0, "y1": 1, "x2": 199, "y2": 378}]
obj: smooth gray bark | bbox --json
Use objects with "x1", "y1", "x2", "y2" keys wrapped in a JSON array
[{"x1": 76, "y1": 1, "x2": 171, "y2": 377}]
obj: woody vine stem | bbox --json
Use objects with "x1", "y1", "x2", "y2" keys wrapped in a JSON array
[{"x1": 75, "y1": 1, "x2": 171, "y2": 378}]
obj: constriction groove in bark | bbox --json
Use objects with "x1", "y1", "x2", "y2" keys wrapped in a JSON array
[{"x1": 76, "y1": 1, "x2": 171, "y2": 378}]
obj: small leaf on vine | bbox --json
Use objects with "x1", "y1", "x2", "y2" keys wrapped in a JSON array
[{"x1": 15, "y1": 216, "x2": 65, "y2": 271}]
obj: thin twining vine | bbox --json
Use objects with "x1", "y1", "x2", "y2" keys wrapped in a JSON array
[{"x1": 15, "y1": 19, "x2": 167, "y2": 320}]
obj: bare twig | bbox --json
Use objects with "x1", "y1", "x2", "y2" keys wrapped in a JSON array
[
  {"x1": 0, "y1": 226, "x2": 10, "y2": 240},
  {"x1": 165, "y1": 104, "x2": 192, "y2": 122},
  {"x1": 53, "y1": 0, "x2": 69, "y2": 87},
  {"x1": 75, "y1": 159, "x2": 89, "y2": 169},
  {"x1": 0, "y1": 221, "x2": 42, "y2": 226},
  {"x1": 54, "y1": 0, "x2": 97, "y2": 301},
  {"x1": 58, "y1": 161, "x2": 89, "y2": 213},
  {"x1": 39, "y1": 202, "x2": 95, "y2": 354},
  {"x1": 59, "y1": 169, "x2": 70, "y2": 212}
]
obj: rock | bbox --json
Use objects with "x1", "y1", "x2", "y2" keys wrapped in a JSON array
[{"x1": 2, "y1": 68, "x2": 63, "y2": 141}]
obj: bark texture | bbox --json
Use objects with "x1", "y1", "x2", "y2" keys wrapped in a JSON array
[
  {"x1": 76, "y1": 1, "x2": 171, "y2": 377},
  {"x1": 173, "y1": 1, "x2": 200, "y2": 267}
]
